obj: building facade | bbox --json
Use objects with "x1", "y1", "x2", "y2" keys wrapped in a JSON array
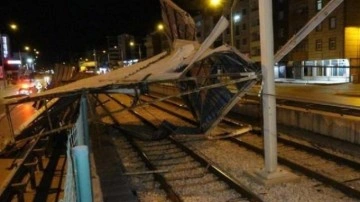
[
  {"x1": 144, "y1": 31, "x2": 169, "y2": 58},
  {"x1": 106, "y1": 34, "x2": 136, "y2": 68},
  {"x1": 194, "y1": 0, "x2": 360, "y2": 83}
]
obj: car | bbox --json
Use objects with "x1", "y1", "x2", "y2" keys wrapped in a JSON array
[{"x1": 17, "y1": 86, "x2": 35, "y2": 95}]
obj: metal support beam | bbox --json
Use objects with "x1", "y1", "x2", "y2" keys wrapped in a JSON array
[
  {"x1": 44, "y1": 100, "x2": 54, "y2": 130},
  {"x1": 5, "y1": 105, "x2": 15, "y2": 143}
]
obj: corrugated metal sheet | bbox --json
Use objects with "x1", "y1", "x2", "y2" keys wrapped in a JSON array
[{"x1": 7, "y1": 0, "x2": 261, "y2": 136}]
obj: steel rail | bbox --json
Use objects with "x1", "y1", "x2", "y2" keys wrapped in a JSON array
[
  {"x1": 97, "y1": 93, "x2": 264, "y2": 202},
  {"x1": 145, "y1": 92, "x2": 360, "y2": 199},
  {"x1": 147, "y1": 93, "x2": 360, "y2": 172},
  {"x1": 92, "y1": 94, "x2": 182, "y2": 202},
  {"x1": 228, "y1": 137, "x2": 360, "y2": 199},
  {"x1": 168, "y1": 136, "x2": 263, "y2": 202}
]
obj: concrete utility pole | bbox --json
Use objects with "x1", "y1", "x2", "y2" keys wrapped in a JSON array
[
  {"x1": 259, "y1": 0, "x2": 277, "y2": 174},
  {"x1": 246, "y1": 0, "x2": 298, "y2": 185}
]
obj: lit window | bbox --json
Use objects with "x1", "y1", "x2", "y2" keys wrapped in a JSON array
[
  {"x1": 234, "y1": 14, "x2": 241, "y2": 23},
  {"x1": 316, "y1": 0, "x2": 323, "y2": 11}
]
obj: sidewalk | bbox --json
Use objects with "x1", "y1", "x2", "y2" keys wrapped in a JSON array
[
  {"x1": 275, "y1": 78, "x2": 349, "y2": 85},
  {"x1": 275, "y1": 78, "x2": 360, "y2": 98}
]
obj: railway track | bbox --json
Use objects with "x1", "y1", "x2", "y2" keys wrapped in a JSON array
[
  {"x1": 139, "y1": 93, "x2": 360, "y2": 200},
  {"x1": 93, "y1": 93, "x2": 263, "y2": 202}
]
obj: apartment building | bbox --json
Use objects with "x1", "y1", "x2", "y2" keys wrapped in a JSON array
[
  {"x1": 106, "y1": 34, "x2": 136, "y2": 68},
  {"x1": 195, "y1": 0, "x2": 360, "y2": 83},
  {"x1": 288, "y1": 0, "x2": 360, "y2": 82}
]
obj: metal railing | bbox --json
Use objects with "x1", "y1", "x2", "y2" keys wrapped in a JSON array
[{"x1": 61, "y1": 94, "x2": 92, "y2": 202}]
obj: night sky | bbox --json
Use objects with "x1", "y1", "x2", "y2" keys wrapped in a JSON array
[{"x1": 1, "y1": 0, "x2": 170, "y2": 66}]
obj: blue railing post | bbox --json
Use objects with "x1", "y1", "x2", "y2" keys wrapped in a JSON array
[
  {"x1": 73, "y1": 145, "x2": 92, "y2": 202},
  {"x1": 77, "y1": 93, "x2": 89, "y2": 146},
  {"x1": 81, "y1": 93, "x2": 90, "y2": 146}
]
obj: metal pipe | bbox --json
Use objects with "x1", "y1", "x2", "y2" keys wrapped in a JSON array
[
  {"x1": 73, "y1": 145, "x2": 92, "y2": 202},
  {"x1": 45, "y1": 100, "x2": 54, "y2": 130}
]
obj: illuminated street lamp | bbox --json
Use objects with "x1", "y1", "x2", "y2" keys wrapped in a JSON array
[
  {"x1": 24, "y1": 46, "x2": 30, "y2": 51},
  {"x1": 208, "y1": 0, "x2": 238, "y2": 46},
  {"x1": 157, "y1": 23, "x2": 164, "y2": 31},
  {"x1": 129, "y1": 41, "x2": 142, "y2": 60},
  {"x1": 26, "y1": 58, "x2": 33, "y2": 70},
  {"x1": 10, "y1": 23, "x2": 18, "y2": 31},
  {"x1": 209, "y1": 0, "x2": 222, "y2": 7}
]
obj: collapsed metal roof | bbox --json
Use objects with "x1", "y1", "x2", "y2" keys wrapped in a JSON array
[{"x1": 7, "y1": 0, "x2": 261, "y2": 137}]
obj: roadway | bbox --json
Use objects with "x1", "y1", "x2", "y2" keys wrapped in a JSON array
[{"x1": 0, "y1": 84, "x2": 37, "y2": 151}]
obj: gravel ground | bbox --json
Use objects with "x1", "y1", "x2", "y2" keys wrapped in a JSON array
[
  {"x1": 183, "y1": 138, "x2": 359, "y2": 202},
  {"x1": 94, "y1": 93, "x2": 360, "y2": 201}
]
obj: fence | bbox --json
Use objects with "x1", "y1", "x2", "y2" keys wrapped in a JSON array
[{"x1": 61, "y1": 94, "x2": 92, "y2": 202}]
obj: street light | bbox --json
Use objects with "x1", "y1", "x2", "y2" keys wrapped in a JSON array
[
  {"x1": 26, "y1": 58, "x2": 33, "y2": 70},
  {"x1": 156, "y1": 22, "x2": 172, "y2": 52},
  {"x1": 10, "y1": 23, "x2": 18, "y2": 31},
  {"x1": 157, "y1": 23, "x2": 164, "y2": 31},
  {"x1": 129, "y1": 41, "x2": 142, "y2": 60},
  {"x1": 208, "y1": 0, "x2": 238, "y2": 46},
  {"x1": 23, "y1": 46, "x2": 38, "y2": 70},
  {"x1": 209, "y1": 0, "x2": 222, "y2": 7}
]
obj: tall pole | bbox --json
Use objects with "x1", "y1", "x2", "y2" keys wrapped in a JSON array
[
  {"x1": 230, "y1": 0, "x2": 238, "y2": 46},
  {"x1": 259, "y1": 0, "x2": 278, "y2": 174},
  {"x1": 138, "y1": 45, "x2": 142, "y2": 60},
  {"x1": 93, "y1": 49, "x2": 97, "y2": 73}
]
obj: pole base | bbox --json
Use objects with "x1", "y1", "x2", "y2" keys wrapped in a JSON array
[{"x1": 245, "y1": 168, "x2": 299, "y2": 186}]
